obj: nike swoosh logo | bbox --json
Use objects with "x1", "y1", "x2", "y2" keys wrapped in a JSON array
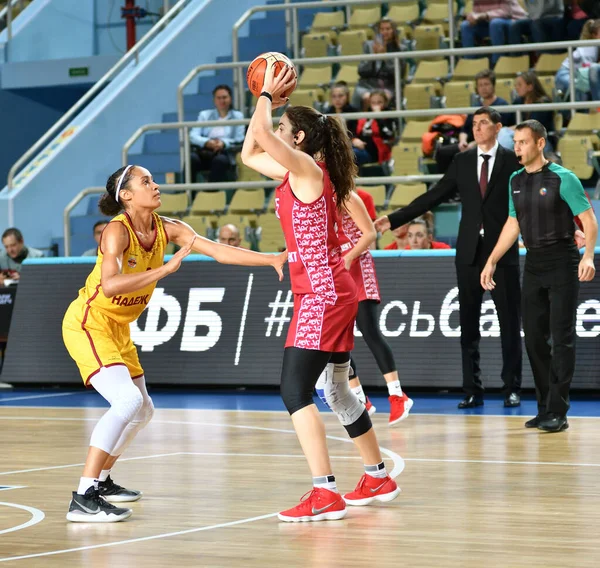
[
  {"x1": 77, "y1": 502, "x2": 100, "y2": 514},
  {"x1": 370, "y1": 481, "x2": 388, "y2": 493},
  {"x1": 312, "y1": 501, "x2": 337, "y2": 515}
]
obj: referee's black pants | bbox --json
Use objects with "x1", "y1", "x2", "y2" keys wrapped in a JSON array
[
  {"x1": 456, "y1": 240, "x2": 522, "y2": 396},
  {"x1": 522, "y1": 243, "x2": 580, "y2": 418}
]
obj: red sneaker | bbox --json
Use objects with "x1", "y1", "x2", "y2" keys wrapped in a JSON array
[
  {"x1": 343, "y1": 474, "x2": 401, "y2": 506},
  {"x1": 278, "y1": 487, "x2": 347, "y2": 523},
  {"x1": 389, "y1": 393, "x2": 413, "y2": 425},
  {"x1": 365, "y1": 396, "x2": 376, "y2": 416}
]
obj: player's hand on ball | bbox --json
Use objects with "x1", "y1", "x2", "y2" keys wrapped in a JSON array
[{"x1": 263, "y1": 63, "x2": 296, "y2": 108}]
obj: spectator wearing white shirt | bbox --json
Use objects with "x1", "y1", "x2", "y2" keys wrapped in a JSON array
[
  {"x1": 0, "y1": 228, "x2": 43, "y2": 286},
  {"x1": 189, "y1": 85, "x2": 245, "y2": 182}
]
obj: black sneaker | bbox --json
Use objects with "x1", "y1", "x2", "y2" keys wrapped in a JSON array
[
  {"x1": 98, "y1": 476, "x2": 143, "y2": 503},
  {"x1": 525, "y1": 415, "x2": 544, "y2": 428},
  {"x1": 66, "y1": 487, "x2": 132, "y2": 523}
]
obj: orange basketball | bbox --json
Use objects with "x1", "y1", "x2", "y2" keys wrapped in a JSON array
[{"x1": 246, "y1": 52, "x2": 297, "y2": 99}]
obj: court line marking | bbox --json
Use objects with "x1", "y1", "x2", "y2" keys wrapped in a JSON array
[
  {"x1": 0, "y1": 392, "x2": 78, "y2": 403},
  {"x1": 0, "y1": 502, "x2": 45, "y2": 536},
  {"x1": 0, "y1": 420, "x2": 404, "y2": 562},
  {"x1": 4, "y1": 405, "x2": 600, "y2": 420},
  {"x1": 234, "y1": 273, "x2": 253, "y2": 366}
]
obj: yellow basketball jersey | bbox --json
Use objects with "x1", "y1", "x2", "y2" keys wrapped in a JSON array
[{"x1": 77, "y1": 212, "x2": 168, "y2": 325}]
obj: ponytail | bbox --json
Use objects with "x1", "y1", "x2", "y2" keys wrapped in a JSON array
[
  {"x1": 285, "y1": 106, "x2": 357, "y2": 209},
  {"x1": 99, "y1": 165, "x2": 136, "y2": 216}
]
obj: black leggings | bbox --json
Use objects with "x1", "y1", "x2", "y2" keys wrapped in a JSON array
[{"x1": 350, "y1": 300, "x2": 396, "y2": 379}]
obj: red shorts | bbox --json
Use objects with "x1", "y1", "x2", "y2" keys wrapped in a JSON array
[
  {"x1": 286, "y1": 294, "x2": 358, "y2": 352},
  {"x1": 349, "y1": 253, "x2": 380, "y2": 303}
]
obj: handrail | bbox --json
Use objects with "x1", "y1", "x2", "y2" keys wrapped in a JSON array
[
  {"x1": 5, "y1": 0, "x2": 193, "y2": 194},
  {"x1": 168, "y1": 93, "x2": 600, "y2": 186},
  {"x1": 64, "y1": 174, "x2": 444, "y2": 256},
  {"x1": 181, "y1": 39, "x2": 600, "y2": 147},
  {"x1": 0, "y1": 0, "x2": 24, "y2": 42}
]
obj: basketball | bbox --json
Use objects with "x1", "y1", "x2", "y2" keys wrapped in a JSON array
[{"x1": 246, "y1": 52, "x2": 297, "y2": 99}]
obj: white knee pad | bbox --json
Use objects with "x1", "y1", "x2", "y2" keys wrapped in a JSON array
[
  {"x1": 112, "y1": 383, "x2": 144, "y2": 423},
  {"x1": 137, "y1": 396, "x2": 155, "y2": 428},
  {"x1": 322, "y1": 361, "x2": 365, "y2": 426}
]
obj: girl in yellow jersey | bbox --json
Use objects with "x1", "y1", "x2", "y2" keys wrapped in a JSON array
[{"x1": 63, "y1": 164, "x2": 287, "y2": 523}]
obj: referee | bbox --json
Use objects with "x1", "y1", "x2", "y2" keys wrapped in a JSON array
[{"x1": 481, "y1": 119, "x2": 597, "y2": 433}]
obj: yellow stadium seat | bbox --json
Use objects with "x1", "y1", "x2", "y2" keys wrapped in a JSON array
[
  {"x1": 190, "y1": 191, "x2": 226, "y2": 215},
  {"x1": 290, "y1": 88, "x2": 319, "y2": 108},
  {"x1": 228, "y1": 189, "x2": 266, "y2": 215},
  {"x1": 558, "y1": 136, "x2": 595, "y2": 179},
  {"x1": 257, "y1": 213, "x2": 285, "y2": 252},
  {"x1": 236, "y1": 154, "x2": 263, "y2": 182},
  {"x1": 337, "y1": 29, "x2": 367, "y2": 56},
  {"x1": 391, "y1": 143, "x2": 422, "y2": 176},
  {"x1": 422, "y1": 3, "x2": 457, "y2": 35},
  {"x1": 401, "y1": 120, "x2": 430, "y2": 143},
  {"x1": 157, "y1": 192, "x2": 188, "y2": 216},
  {"x1": 182, "y1": 215, "x2": 212, "y2": 238},
  {"x1": 358, "y1": 185, "x2": 387, "y2": 209},
  {"x1": 535, "y1": 52, "x2": 567, "y2": 77},
  {"x1": 388, "y1": 183, "x2": 427, "y2": 208},
  {"x1": 298, "y1": 65, "x2": 332, "y2": 89},
  {"x1": 335, "y1": 63, "x2": 360, "y2": 86},
  {"x1": 310, "y1": 11, "x2": 345, "y2": 43},
  {"x1": 386, "y1": 2, "x2": 420, "y2": 39},
  {"x1": 452, "y1": 57, "x2": 490, "y2": 81},
  {"x1": 302, "y1": 33, "x2": 330, "y2": 58},
  {"x1": 348, "y1": 6, "x2": 381, "y2": 39},
  {"x1": 403, "y1": 82, "x2": 436, "y2": 109},
  {"x1": 443, "y1": 81, "x2": 474, "y2": 108},
  {"x1": 412, "y1": 59, "x2": 449, "y2": 83},
  {"x1": 494, "y1": 78, "x2": 515, "y2": 102},
  {"x1": 494, "y1": 56, "x2": 529, "y2": 78},
  {"x1": 413, "y1": 25, "x2": 444, "y2": 54}
]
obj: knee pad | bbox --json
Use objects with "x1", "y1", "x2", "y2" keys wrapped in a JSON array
[
  {"x1": 111, "y1": 384, "x2": 144, "y2": 423},
  {"x1": 136, "y1": 396, "x2": 155, "y2": 428},
  {"x1": 315, "y1": 365, "x2": 332, "y2": 410},
  {"x1": 322, "y1": 361, "x2": 365, "y2": 427}
]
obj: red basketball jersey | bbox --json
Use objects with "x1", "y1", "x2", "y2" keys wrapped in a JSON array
[
  {"x1": 275, "y1": 162, "x2": 358, "y2": 352},
  {"x1": 338, "y1": 210, "x2": 381, "y2": 303}
]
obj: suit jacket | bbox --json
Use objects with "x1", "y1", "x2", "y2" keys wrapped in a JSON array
[{"x1": 388, "y1": 145, "x2": 521, "y2": 266}]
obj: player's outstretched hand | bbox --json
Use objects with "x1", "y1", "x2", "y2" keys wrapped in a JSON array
[
  {"x1": 272, "y1": 250, "x2": 288, "y2": 281},
  {"x1": 263, "y1": 63, "x2": 295, "y2": 108},
  {"x1": 374, "y1": 216, "x2": 391, "y2": 234},
  {"x1": 579, "y1": 256, "x2": 596, "y2": 282},
  {"x1": 480, "y1": 260, "x2": 497, "y2": 291},
  {"x1": 165, "y1": 236, "x2": 195, "y2": 274}
]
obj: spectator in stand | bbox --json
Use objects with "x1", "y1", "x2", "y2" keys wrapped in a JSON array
[
  {"x1": 436, "y1": 70, "x2": 515, "y2": 172},
  {"x1": 354, "y1": 18, "x2": 404, "y2": 109},
  {"x1": 555, "y1": 20, "x2": 600, "y2": 100},
  {"x1": 0, "y1": 228, "x2": 44, "y2": 285},
  {"x1": 510, "y1": 0, "x2": 564, "y2": 53},
  {"x1": 82, "y1": 221, "x2": 109, "y2": 257},
  {"x1": 352, "y1": 90, "x2": 398, "y2": 167},
  {"x1": 498, "y1": 71, "x2": 554, "y2": 151},
  {"x1": 405, "y1": 215, "x2": 452, "y2": 250},
  {"x1": 460, "y1": 0, "x2": 529, "y2": 65},
  {"x1": 189, "y1": 85, "x2": 245, "y2": 183},
  {"x1": 217, "y1": 224, "x2": 242, "y2": 248},
  {"x1": 565, "y1": 1, "x2": 595, "y2": 41},
  {"x1": 384, "y1": 224, "x2": 410, "y2": 250},
  {"x1": 321, "y1": 81, "x2": 359, "y2": 136}
]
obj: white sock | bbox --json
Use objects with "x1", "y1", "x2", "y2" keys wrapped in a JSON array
[
  {"x1": 387, "y1": 380, "x2": 403, "y2": 397},
  {"x1": 98, "y1": 469, "x2": 111, "y2": 482},
  {"x1": 351, "y1": 385, "x2": 366, "y2": 405},
  {"x1": 313, "y1": 475, "x2": 338, "y2": 493},
  {"x1": 365, "y1": 462, "x2": 387, "y2": 479},
  {"x1": 77, "y1": 477, "x2": 98, "y2": 495}
]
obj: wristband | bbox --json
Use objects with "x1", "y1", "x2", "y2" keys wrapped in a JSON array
[{"x1": 260, "y1": 91, "x2": 273, "y2": 102}]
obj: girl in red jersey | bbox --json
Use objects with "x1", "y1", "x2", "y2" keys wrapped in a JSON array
[
  {"x1": 242, "y1": 63, "x2": 401, "y2": 522},
  {"x1": 337, "y1": 191, "x2": 414, "y2": 425}
]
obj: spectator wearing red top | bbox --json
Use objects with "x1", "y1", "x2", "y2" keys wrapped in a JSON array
[
  {"x1": 352, "y1": 90, "x2": 397, "y2": 167},
  {"x1": 404, "y1": 216, "x2": 452, "y2": 250}
]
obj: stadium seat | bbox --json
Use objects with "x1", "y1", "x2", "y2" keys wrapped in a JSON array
[
  {"x1": 403, "y1": 83, "x2": 436, "y2": 109},
  {"x1": 391, "y1": 143, "x2": 422, "y2": 176},
  {"x1": 401, "y1": 120, "x2": 431, "y2": 143},
  {"x1": 494, "y1": 56, "x2": 529, "y2": 78},
  {"x1": 337, "y1": 30, "x2": 367, "y2": 56},
  {"x1": 558, "y1": 136, "x2": 595, "y2": 179},
  {"x1": 348, "y1": 6, "x2": 381, "y2": 39},
  {"x1": 290, "y1": 88, "x2": 320, "y2": 109},
  {"x1": 298, "y1": 65, "x2": 332, "y2": 90},
  {"x1": 443, "y1": 81, "x2": 474, "y2": 108},
  {"x1": 228, "y1": 189, "x2": 265, "y2": 215},
  {"x1": 302, "y1": 33, "x2": 330, "y2": 58},
  {"x1": 535, "y1": 52, "x2": 567, "y2": 77},
  {"x1": 157, "y1": 192, "x2": 189, "y2": 216},
  {"x1": 257, "y1": 213, "x2": 285, "y2": 251},
  {"x1": 182, "y1": 215, "x2": 212, "y2": 238},
  {"x1": 190, "y1": 191, "x2": 227, "y2": 215},
  {"x1": 359, "y1": 185, "x2": 387, "y2": 209},
  {"x1": 386, "y1": 2, "x2": 420, "y2": 39},
  {"x1": 309, "y1": 11, "x2": 345, "y2": 44},
  {"x1": 388, "y1": 183, "x2": 427, "y2": 208},
  {"x1": 335, "y1": 64, "x2": 361, "y2": 86},
  {"x1": 452, "y1": 57, "x2": 489, "y2": 81},
  {"x1": 412, "y1": 59, "x2": 449, "y2": 85},
  {"x1": 412, "y1": 25, "x2": 444, "y2": 54}
]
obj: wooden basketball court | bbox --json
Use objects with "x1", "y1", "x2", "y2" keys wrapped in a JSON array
[{"x1": 1, "y1": 405, "x2": 600, "y2": 567}]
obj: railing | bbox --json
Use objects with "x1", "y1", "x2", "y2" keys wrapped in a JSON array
[
  {"x1": 64, "y1": 174, "x2": 444, "y2": 256},
  {"x1": 5, "y1": 0, "x2": 194, "y2": 199},
  {"x1": 0, "y1": 0, "x2": 27, "y2": 41}
]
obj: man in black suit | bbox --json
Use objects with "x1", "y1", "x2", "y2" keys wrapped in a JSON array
[{"x1": 376, "y1": 106, "x2": 522, "y2": 408}]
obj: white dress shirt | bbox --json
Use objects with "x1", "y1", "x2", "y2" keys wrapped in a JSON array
[{"x1": 477, "y1": 140, "x2": 499, "y2": 183}]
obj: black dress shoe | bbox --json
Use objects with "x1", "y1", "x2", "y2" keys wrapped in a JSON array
[
  {"x1": 504, "y1": 393, "x2": 521, "y2": 408},
  {"x1": 525, "y1": 415, "x2": 544, "y2": 428},
  {"x1": 458, "y1": 395, "x2": 484, "y2": 409},
  {"x1": 537, "y1": 413, "x2": 569, "y2": 433}
]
